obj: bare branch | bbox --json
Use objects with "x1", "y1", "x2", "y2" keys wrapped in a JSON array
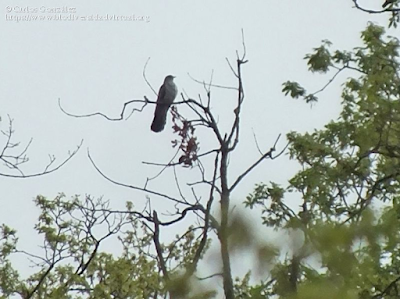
[
  {"x1": 352, "y1": 0, "x2": 400, "y2": 13},
  {"x1": 143, "y1": 57, "x2": 158, "y2": 96},
  {"x1": 0, "y1": 137, "x2": 83, "y2": 178},
  {"x1": 187, "y1": 73, "x2": 237, "y2": 90},
  {"x1": 252, "y1": 129, "x2": 263, "y2": 155},
  {"x1": 153, "y1": 211, "x2": 169, "y2": 281},
  {"x1": 58, "y1": 97, "x2": 149, "y2": 121},
  {"x1": 230, "y1": 134, "x2": 284, "y2": 192},
  {"x1": 143, "y1": 147, "x2": 181, "y2": 182},
  {"x1": 197, "y1": 273, "x2": 223, "y2": 280},
  {"x1": 373, "y1": 275, "x2": 400, "y2": 298},
  {"x1": 25, "y1": 264, "x2": 55, "y2": 298},
  {"x1": 227, "y1": 55, "x2": 248, "y2": 152},
  {"x1": 87, "y1": 150, "x2": 189, "y2": 206}
]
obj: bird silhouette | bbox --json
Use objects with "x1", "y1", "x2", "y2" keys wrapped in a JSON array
[{"x1": 151, "y1": 75, "x2": 178, "y2": 132}]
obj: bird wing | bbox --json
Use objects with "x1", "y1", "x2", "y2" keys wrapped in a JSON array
[{"x1": 157, "y1": 83, "x2": 166, "y2": 104}]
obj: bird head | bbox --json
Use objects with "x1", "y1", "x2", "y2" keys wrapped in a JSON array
[{"x1": 164, "y1": 75, "x2": 176, "y2": 82}]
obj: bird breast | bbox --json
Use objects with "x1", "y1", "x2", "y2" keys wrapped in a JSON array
[{"x1": 165, "y1": 82, "x2": 178, "y2": 99}]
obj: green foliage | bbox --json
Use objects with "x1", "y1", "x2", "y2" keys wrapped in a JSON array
[
  {"x1": 0, "y1": 194, "x2": 214, "y2": 298},
  {"x1": 305, "y1": 40, "x2": 332, "y2": 73},
  {"x1": 283, "y1": 23, "x2": 400, "y2": 105},
  {"x1": 0, "y1": 225, "x2": 19, "y2": 297},
  {"x1": 384, "y1": 1, "x2": 400, "y2": 28},
  {"x1": 233, "y1": 272, "x2": 271, "y2": 299},
  {"x1": 0, "y1": 195, "x2": 167, "y2": 298},
  {"x1": 282, "y1": 82, "x2": 306, "y2": 99},
  {"x1": 247, "y1": 23, "x2": 400, "y2": 298}
]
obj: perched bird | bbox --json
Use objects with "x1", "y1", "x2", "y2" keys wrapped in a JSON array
[
  {"x1": 151, "y1": 75, "x2": 178, "y2": 132},
  {"x1": 382, "y1": 0, "x2": 396, "y2": 8}
]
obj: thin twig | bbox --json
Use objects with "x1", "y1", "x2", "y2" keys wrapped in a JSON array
[
  {"x1": 88, "y1": 150, "x2": 188, "y2": 206},
  {"x1": 0, "y1": 140, "x2": 83, "y2": 178},
  {"x1": 58, "y1": 97, "x2": 149, "y2": 121},
  {"x1": 187, "y1": 73, "x2": 237, "y2": 90},
  {"x1": 143, "y1": 57, "x2": 158, "y2": 96}
]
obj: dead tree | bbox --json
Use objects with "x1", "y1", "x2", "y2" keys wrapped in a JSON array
[{"x1": 59, "y1": 38, "x2": 286, "y2": 298}]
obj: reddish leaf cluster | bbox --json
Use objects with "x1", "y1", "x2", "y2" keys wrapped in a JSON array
[{"x1": 170, "y1": 106, "x2": 199, "y2": 167}]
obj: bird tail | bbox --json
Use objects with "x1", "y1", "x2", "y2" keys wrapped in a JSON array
[{"x1": 151, "y1": 104, "x2": 169, "y2": 133}]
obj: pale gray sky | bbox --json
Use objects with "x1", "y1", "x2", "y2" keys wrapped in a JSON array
[{"x1": 0, "y1": 0, "x2": 393, "y2": 288}]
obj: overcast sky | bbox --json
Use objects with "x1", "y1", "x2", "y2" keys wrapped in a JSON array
[{"x1": 0, "y1": 0, "x2": 394, "y2": 287}]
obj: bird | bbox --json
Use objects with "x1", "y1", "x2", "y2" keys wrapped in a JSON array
[
  {"x1": 382, "y1": 0, "x2": 396, "y2": 8},
  {"x1": 151, "y1": 75, "x2": 178, "y2": 132}
]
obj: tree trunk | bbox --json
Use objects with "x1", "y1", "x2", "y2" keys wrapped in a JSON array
[{"x1": 219, "y1": 148, "x2": 234, "y2": 299}]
